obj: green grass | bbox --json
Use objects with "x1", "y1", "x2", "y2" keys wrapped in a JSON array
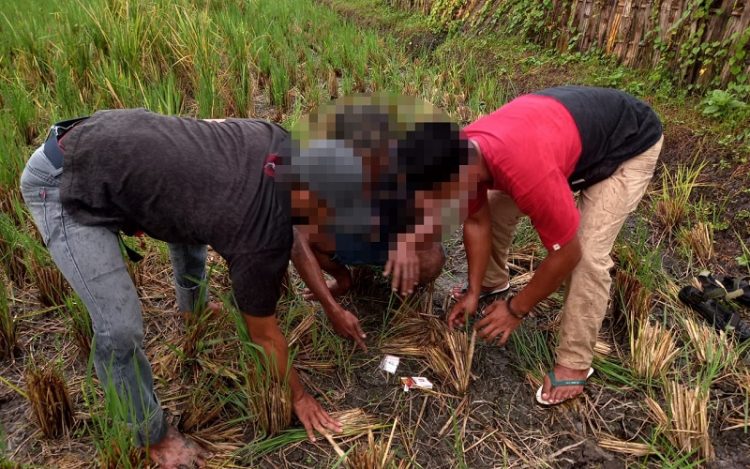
[
  {"x1": 81, "y1": 351, "x2": 143, "y2": 468},
  {"x1": 0, "y1": 278, "x2": 16, "y2": 360},
  {"x1": 0, "y1": 0, "x2": 749, "y2": 466}
]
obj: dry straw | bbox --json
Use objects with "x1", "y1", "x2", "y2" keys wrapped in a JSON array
[
  {"x1": 244, "y1": 347, "x2": 292, "y2": 437},
  {"x1": 25, "y1": 362, "x2": 74, "y2": 439},
  {"x1": 630, "y1": 321, "x2": 678, "y2": 381},
  {"x1": 682, "y1": 316, "x2": 736, "y2": 369},
  {"x1": 614, "y1": 270, "x2": 652, "y2": 327},
  {"x1": 597, "y1": 437, "x2": 653, "y2": 456},
  {"x1": 330, "y1": 408, "x2": 378, "y2": 438},
  {"x1": 681, "y1": 222, "x2": 713, "y2": 266},
  {"x1": 181, "y1": 370, "x2": 226, "y2": 432},
  {"x1": 383, "y1": 313, "x2": 476, "y2": 394},
  {"x1": 28, "y1": 256, "x2": 68, "y2": 307},
  {"x1": 347, "y1": 425, "x2": 402, "y2": 469},
  {"x1": 428, "y1": 328, "x2": 476, "y2": 395},
  {"x1": 646, "y1": 382, "x2": 714, "y2": 461}
]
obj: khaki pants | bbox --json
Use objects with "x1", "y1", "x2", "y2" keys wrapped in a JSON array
[{"x1": 483, "y1": 136, "x2": 663, "y2": 369}]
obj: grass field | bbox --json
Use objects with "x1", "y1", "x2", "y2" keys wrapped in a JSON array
[{"x1": 1, "y1": 0, "x2": 749, "y2": 467}]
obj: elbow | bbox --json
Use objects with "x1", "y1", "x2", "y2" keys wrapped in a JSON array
[{"x1": 291, "y1": 231, "x2": 304, "y2": 261}]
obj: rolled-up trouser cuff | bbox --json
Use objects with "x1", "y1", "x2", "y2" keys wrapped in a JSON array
[
  {"x1": 174, "y1": 280, "x2": 206, "y2": 313},
  {"x1": 134, "y1": 405, "x2": 169, "y2": 447}
]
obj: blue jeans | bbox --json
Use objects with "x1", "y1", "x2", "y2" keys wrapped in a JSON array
[{"x1": 20, "y1": 145, "x2": 207, "y2": 446}]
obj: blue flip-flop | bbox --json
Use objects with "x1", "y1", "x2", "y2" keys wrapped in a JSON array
[{"x1": 536, "y1": 367, "x2": 594, "y2": 405}]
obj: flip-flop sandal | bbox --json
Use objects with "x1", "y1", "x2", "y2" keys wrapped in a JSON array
[
  {"x1": 696, "y1": 271, "x2": 729, "y2": 300},
  {"x1": 678, "y1": 285, "x2": 750, "y2": 341},
  {"x1": 451, "y1": 282, "x2": 510, "y2": 301},
  {"x1": 722, "y1": 276, "x2": 750, "y2": 308},
  {"x1": 536, "y1": 367, "x2": 594, "y2": 406}
]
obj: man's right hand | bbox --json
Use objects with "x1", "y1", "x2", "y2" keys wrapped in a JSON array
[
  {"x1": 293, "y1": 392, "x2": 342, "y2": 442},
  {"x1": 327, "y1": 307, "x2": 367, "y2": 351},
  {"x1": 447, "y1": 292, "x2": 479, "y2": 329}
]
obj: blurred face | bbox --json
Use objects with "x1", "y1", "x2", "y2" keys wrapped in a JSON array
[
  {"x1": 290, "y1": 189, "x2": 330, "y2": 231},
  {"x1": 406, "y1": 145, "x2": 483, "y2": 239}
]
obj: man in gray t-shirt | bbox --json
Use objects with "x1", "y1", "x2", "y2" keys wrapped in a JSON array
[{"x1": 21, "y1": 109, "x2": 339, "y2": 468}]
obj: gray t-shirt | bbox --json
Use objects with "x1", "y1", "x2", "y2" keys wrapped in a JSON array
[{"x1": 59, "y1": 109, "x2": 292, "y2": 316}]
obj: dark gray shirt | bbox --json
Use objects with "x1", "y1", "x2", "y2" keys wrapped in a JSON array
[{"x1": 60, "y1": 109, "x2": 292, "y2": 316}]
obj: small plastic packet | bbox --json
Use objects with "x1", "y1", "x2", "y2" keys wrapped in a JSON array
[{"x1": 378, "y1": 355, "x2": 400, "y2": 374}]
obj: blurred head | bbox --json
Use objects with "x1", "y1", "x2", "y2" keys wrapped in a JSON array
[{"x1": 279, "y1": 94, "x2": 470, "y2": 236}]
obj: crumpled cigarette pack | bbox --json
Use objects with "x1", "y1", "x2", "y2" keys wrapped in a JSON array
[{"x1": 400, "y1": 376, "x2": 433, "y2": 392}]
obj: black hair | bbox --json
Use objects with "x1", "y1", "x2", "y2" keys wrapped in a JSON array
[{"x1": 395, "y1": 120, "x2": 470, "y2": 192}]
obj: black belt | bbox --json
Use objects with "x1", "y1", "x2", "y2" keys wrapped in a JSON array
[{"x1": 43, "y1": 116, "x2": 89, "y2": 169}]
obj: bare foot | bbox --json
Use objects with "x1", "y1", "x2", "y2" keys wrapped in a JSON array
[
  {"x1": 148, "y1": 426, "x2": 208, "y2": 469},
  {"x1": 540, "y1": 364, "x2": 590, "y2": 404},
  {"x1": 181, "y1": 301, "x2": 222, "y2": 318},
  {"x1": 303, "y1": 275, "x2": 352, "y2": 301}
]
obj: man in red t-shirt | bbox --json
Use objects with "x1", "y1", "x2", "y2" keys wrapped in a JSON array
[{"x1": 448, "y1": 86, "x2": 663, "y2": 405}]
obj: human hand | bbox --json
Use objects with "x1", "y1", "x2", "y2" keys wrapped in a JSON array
[
  {"x1": 292, "y1": 393, "x2": 342, "y2": 442},
  {"x1": 447, "y1": 292, "x2": 480, "y2": 329},
  {"x1": 475, "y1": 299, "x2": 523, "y2": 346},
  {"x1": 327, "y1": 307, "x2": 367, "y2": 351},
  {"x1": 384, "y1": 239, "x2": 419, "y2": 296}
]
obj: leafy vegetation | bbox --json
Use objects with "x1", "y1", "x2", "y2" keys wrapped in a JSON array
[{"x1": 0, "y1": 0, "x2": 748, "y2": 467}]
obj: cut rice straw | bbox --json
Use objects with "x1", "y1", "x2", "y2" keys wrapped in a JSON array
[{"x1": 597, "y1": 437, "x2": 653, "y2": 456}]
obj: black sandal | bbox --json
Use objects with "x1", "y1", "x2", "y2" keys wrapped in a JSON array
[
  {"x1": 722, "y1": 276, "x2": 750, "y2": 308},
  {"x1": 678, "y1": 285, "x2": 750, "y2": 341}
]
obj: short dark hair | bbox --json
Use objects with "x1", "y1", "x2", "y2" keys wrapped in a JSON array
[{"x1": 395, "y1": 120, "x2": 469, "y2": 193}]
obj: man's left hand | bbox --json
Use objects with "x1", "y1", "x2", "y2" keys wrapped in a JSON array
[{"x1": 475, "y1": 299, "x2": 523, "y2": 346}]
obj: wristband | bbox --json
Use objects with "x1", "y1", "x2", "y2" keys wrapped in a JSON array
[{"x1": 507, "y1": 295, "x2": 526, "y2": 320}]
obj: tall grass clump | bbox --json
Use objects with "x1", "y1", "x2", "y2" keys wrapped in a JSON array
[
  {"x1": 646, "y1": 381, "x2": 714, "y2": 462},
  {"x1": 427, "y1": 328, "x2": 476, "y2": 395},
  {"x1": 240, "y1": 408, "x2": 382, "y2": 462},
  {"x1": 81, "y1": 356, "x2": 142, "y2": 468},
  {"x1": 0, "y1": 215, "x2": 29, "y2": 287},
  {"x1": 679, "y1": 222, "x2": 714, "y2": 267},
  {"x1": 652, "y1": 160, "x2": 706, "y2": 233},
  {"x1": 27, "y1": 251, "x2": 68, "y2": 308},
  {"x1": 0, "y1": 278, "x2": 18, "y2": 360},
  {"x1": 346, "y1": 428, "x2": 401, "y2": 469},
  {"x1": 630, "y1": 321, "x2": 678, "y2": 382},
  {"x1": 231, "y1": 303, "x2": 293, "y2": 437},
  {"x1": 180, "y1": 369, "x2": 228, "y2": 433},
  {"x1": 24, "y1": 360, "x2": 74, "y2": 439},
  {"x1": 508, "y1": 322, "x2": 555, "y2": 383},
  {"x1": 179, "y1": 277, "x2": 214, "y2": 368},
  {"x1": 241, "y1": 342, "x2": 292, "y2": 437},
  {"x1": 65, "y1": 295, "x2": 92, "y2": 359}
]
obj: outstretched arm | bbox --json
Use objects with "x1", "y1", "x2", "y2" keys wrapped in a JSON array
[
  {"x1": 447, "y1": 203, "x2": 492, "y2": 328},
  {"x1": 243, "y1": 314, "x2": 342, "y2": 441},
  {"x1": 473, "y1": 235, "x2": 582, "y2": 345},
  {"x1": 385, "y1": 161, "x2": 476, "y2": 295},
  {"x1": 290, "y1": 229, "x2": 367, "y2": 350}
]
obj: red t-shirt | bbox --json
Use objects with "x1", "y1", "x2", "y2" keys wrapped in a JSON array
[{"x1": 466, "y1": 94, "x2": 582, "y2": 252}]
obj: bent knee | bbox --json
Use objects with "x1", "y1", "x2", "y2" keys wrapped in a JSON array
[
  {"x1": 418, "y1": 243, "x2": 446, "y2": 283},
  {"x1": 575, "y1": 250, "x2": 614, "y2": 273},
  {"x1": 93, "y1": 323, "x2": 144, "y2": 359}
]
